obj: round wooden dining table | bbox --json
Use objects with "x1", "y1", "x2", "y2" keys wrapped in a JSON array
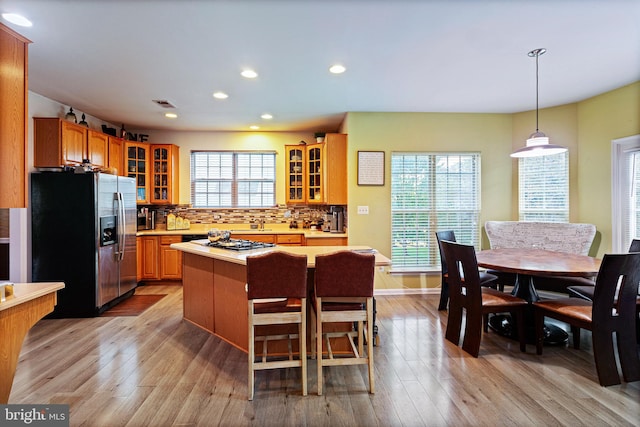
[{"x1": 475, "y1": 248, "x2": 601, "y2": 344}]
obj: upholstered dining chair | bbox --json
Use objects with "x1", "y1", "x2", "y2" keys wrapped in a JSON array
[
  {"x1": 441, "y1": 240, "x2": 528, "y2": 357},
  {"x1": 246, "y1": 251, "x2": 308, "y2": 400},
  {"x1": 435, "y1": 230, "x2": 499, "y2": 311},
  {"x1": 311, "y1": 250, "x2": 376, "y2": 395},
  {"x1": 533, "y1": 252, "x2": 640, "y2": 386}
]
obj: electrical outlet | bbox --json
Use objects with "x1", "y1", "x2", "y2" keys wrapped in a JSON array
[{"x1": 357, "y1": 206, "x2": 369, "y2": 215}]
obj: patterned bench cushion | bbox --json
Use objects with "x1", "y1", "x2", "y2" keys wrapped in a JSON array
[{"x1": 484, "y1": 221, "x2": 596, "y2": 255}]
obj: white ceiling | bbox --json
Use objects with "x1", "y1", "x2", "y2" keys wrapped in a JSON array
[{"x1": 3, "y1": 0, "x2": 639, "y2": 133}]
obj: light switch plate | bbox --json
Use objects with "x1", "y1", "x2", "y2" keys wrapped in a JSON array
[{"x1": 357, "y1": 206, "x2": 369, "y2": 215}]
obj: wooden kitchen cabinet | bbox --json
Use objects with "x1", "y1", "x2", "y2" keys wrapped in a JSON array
[
  {"x1": 276, "y1": 234, "x2": 304, "y2": 245},
  {"x1": 230, "y1": 233, "x2": 276, "y2": 244},
  {"x1": 159, "y1": 235, "x2": 182, "y2": 279},
  {"x1": 139, "y1": 235, "x2": 159, "y2": 280},
  {"x1": 125, "y1": 142, "x2": 149, "y2": 204},
  {"x1": 0, "y1": 24, "x2": 30, "y2": 208},
  {"x1": 150, "y1": 144, "x2": 179, "y2": 205},
  {"x1": 285, "y1": 146, "x2": 305, "y2": 204},
  {"x1": 87, "y1": 129, "x2": 108, "y2": 169},
  {"x1": 284, "y1": 133, "x2": 347, "y2": 205},
  {"x1": 34, "y1": 118, "x2": 88, "y2": 168},
  {"x1": 108, "y1": 136, "x2": 123, "y2": 174}
]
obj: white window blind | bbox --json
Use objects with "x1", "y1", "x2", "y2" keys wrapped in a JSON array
[
  {"x1": 391, "y1": 153, "x2": 481, "y2": 271},
  {"x1": 191, "y1": 151, "x2": 275, "y2": 208},
  {"x1": 518, "y1": 152, "x2": 568, "y2": 222},
  {"x1": 611, "y1": 135, "x2": 640, "y2": 252}
]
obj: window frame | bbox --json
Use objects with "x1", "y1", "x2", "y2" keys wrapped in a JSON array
[
  {"x1": 611, "y1": 134, "x2": 640, "y2": 252},
  {"x1": 518, "y1": 151, "x2": 569, "y2": 223},
  {"x1": 390, "y1": 152, "x2": 482, "y2": 272},
  {"x1": 190, "y1": 150, "x2": 276, "y2": 208}
]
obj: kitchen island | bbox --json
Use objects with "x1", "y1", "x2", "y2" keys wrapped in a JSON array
[
  {"x1": 1, "y1": 282, "x2": 65, "y2": 403},
  {"x1": 170, "y1": 241, "x2": 390, "y2": 352}
]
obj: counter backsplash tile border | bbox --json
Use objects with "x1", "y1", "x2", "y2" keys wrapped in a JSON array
[{"x1": 147, "y1": 205, "x2": 347, "y2": 228}]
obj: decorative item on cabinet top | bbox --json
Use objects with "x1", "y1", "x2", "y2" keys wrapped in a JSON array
[{"x1": 64, "y1": 107, "x2": 77, "y2": 123}]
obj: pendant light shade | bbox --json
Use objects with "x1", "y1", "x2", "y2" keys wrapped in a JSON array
[{"x1": 511, "y1": 48, "x2": 567, "y2": 158}]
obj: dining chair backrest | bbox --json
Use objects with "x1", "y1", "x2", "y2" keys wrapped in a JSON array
[
  {"x1": 592, "y1": 252, "x2": 640, "y2": 326},
  {"x1": 441, "y1": 240, "x2": 482, "y2": 306},
  {"x1": 435, "y1": 230, "x2": 456, "y2": 276},
  {"x1": 628, "y1": 238, "x2": 640, "y2": 253},
  {"x1": 246, "y1": 251, "x2": 308, "y2": 300},
  {"x1": 314, "y1": 251, "x2": 375, "y2": 298}
]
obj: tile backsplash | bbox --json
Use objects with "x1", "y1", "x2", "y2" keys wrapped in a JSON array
[{"x1": 147, "y1": 205, "x2": 347, "y2": 227}]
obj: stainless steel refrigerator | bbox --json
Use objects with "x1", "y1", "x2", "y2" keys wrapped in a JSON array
[{"x1": 31, "y1": 172, "x2": 137, "y2": 317}]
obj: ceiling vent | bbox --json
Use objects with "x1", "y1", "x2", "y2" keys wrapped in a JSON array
[{"x1": 152, "y1": 99, "x2": 176, "y2": 108}]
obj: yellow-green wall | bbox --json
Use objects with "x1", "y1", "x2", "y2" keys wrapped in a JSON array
[
  {"x1": 576, "y1": 82, "x2": 640, "y2": 256},
  {"x1": 139, "y1": 82, "x2": 640, "y2": 290}
]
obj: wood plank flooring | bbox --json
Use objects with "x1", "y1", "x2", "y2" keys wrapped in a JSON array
[{"x1": 10, "y1": 284, "x2": 640, "y2": 426}]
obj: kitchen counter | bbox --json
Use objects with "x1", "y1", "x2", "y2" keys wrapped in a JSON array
[
  {"x1": 170, "y1": 241, "x2": 389, "y2": 267},
  {"x1": 1, "y1": 282, "x2": 65, "y2": 403},
  {"x1": 137, "y1": 223, "x2": 348, "y2": 239},
  {"x1": 172, "y1": 242, "x2": 390, "y2": 352}
]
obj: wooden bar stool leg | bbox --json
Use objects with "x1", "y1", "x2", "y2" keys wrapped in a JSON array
[
  {"x1": 316, "y1": 297, "x2": 323, "y2": 396},
  {"x1": 367, "y1": 297, "x2": 375, "y2": 394},
  {"x1": 301, "y1": 301, "x2": 308, "y2": 396},
  {"x1": 248, "y1": 301, "x2": 255, "y2": 401}
]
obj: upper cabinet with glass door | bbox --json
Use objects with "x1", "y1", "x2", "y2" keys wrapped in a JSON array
[
  {"x1": 284, "y1": 134, "x2": 347, "y2": 205},
  {"x1": 125, "y1": 142, "x2": 149, "y2": 204},
  {"x1": 285, "y1": 145, "x2": 305, "y2": 204},
  {"x1": 150, "y1": 144, "x2": 179, "y2": 204}
]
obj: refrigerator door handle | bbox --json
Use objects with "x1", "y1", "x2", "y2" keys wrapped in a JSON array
[{"x1": 117, "y1": 192, "x2": 126, "y2": 261}]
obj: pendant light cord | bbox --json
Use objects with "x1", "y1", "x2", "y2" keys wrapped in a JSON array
[{"x1": 535, "y1": 52, "x2": 539, "y2": 133}]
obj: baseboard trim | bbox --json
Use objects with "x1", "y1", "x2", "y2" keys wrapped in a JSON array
[{"x1": 374, "y1": 288, "x2": 440, "y2": 296}]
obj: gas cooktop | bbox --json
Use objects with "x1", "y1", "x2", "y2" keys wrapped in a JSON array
[{"x1": 207, "y1": 238, "x2": 276, "y2": 251}]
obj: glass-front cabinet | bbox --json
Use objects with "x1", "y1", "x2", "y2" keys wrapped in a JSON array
[
  {"x1": 150, "y1": 144, "x2": 179, "y2": 205},
  {"x1": 284, "y1": 134, "x2": 347, "y2": 205},
  {"x1": 285, "y1": 146, "x2": 305, "y2": 204},
  {"x1": 125, "y1": 142, "x2": 149, "y2": 204},
  {"x1": 307, "y1": 144, "x2": 324, "y2": 204}
]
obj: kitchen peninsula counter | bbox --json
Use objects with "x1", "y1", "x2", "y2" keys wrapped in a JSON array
[
  {"x1": 170, "y1": 242, "x2": 390, "y2": 352},
  {"x1": 1, "y1": 282, "x2": 65, "y2": 403}
]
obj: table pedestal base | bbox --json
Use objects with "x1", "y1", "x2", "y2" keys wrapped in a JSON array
[
  {"x1": 487, "y1": 272, "x2": 569, "y2": 346},
  {"x1": 488, "y1": 313, "x2": 568, "y2": 346}
]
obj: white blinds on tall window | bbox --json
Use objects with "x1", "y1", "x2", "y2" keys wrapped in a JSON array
[{"x1": 390, "y1": 153, "x2": 481, "y2": 271}]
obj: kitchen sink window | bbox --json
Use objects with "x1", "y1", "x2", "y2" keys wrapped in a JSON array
[
  {"x1": 390, "y1": 152, "x2": 481, "y2": 272},
  {"x1": 191, "y1": 151, "x2": 276, "y2": 208}
]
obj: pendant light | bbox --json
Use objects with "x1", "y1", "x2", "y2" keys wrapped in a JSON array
[{"x1": 511, "y1": 48, "x2": 567, "y2": 158}]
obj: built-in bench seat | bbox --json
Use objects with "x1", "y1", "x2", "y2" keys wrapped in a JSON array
[{"x1": 484, "y1": 221, "x2": 597, "y2": 294}]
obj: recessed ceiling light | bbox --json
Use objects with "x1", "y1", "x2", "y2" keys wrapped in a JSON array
[
  {"x1": 261, "y1": 114, "x2": 273, "y2": 120},
  {"x1": 213, "y1": 91, "x2": 228, "y2": 99},
  {"x1": 241, "y1": 69, "x2": 258, "y2": 79},
  {"x1": 329, "y1": 64, "x2": 346, "y2": 74},
  {"x1": 165, "y1": 113, "x2": 178, "y2": 119},
  {"x1": 2, "y1": 13, "x2": 32, "y2": 27},
  {"x1": 250, "y1": 125, "x2": 260, "y2": 130}
]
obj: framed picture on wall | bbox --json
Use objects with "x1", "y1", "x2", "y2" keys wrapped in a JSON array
[{"x1": 357, "y1": 151, "x2": 385, "y2": 186}]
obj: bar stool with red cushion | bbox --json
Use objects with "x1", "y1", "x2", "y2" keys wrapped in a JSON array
[
  {"x1": 246, "y1": 251, "x2": 308, "y2": 400},
  {"x1": 533, "y1": 252, "x2": 640, "y2": 386},
  {"x1": 311, "y1": 250, "x2": 376, "y2": 395}
]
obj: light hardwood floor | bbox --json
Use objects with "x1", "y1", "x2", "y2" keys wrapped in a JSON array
[{"x1": 10, "y1": 284, "x2": 640, "y2": 426}]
